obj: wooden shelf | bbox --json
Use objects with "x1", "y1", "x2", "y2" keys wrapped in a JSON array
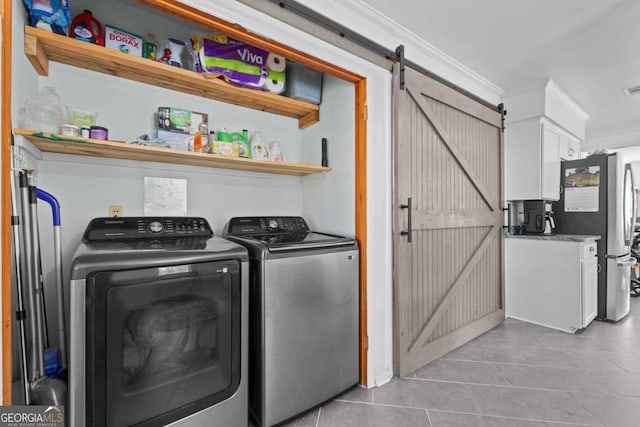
[
  {"x1": 23, "y1": 26, "x2": 320, "y2": 129},
  {"x1": 14, "y1": 129, "x2": 330, "y2": 176}
]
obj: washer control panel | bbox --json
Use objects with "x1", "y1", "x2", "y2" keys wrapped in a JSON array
[
  {"x1": 226, "y1": 216, "x2": 309, "y2": 235},
  {"x1": 83, "y1": 217, "x2": 213, "y2": 242}
]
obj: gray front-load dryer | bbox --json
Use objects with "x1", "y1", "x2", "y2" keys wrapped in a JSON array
[
  {"x1": 69, "y1": 217, "x2": 248, "y2": 427},
  {"x1": 223, "y1": 216, "x2": 359, "y2": 427}
]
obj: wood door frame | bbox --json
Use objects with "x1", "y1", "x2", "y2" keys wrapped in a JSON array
[
  {"x1": 2, "y1": 0, "x2": 13, "y2": 405},
  {"x1": 392, "y1": 64, "x2": 505, "y2": 376},
  {"x1": 1, "y1": 0, "x2": 370, "y2": 399}
]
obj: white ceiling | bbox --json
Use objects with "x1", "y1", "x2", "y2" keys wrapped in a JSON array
[{"x1": 360, "y1": 0, "x2": 640, "y2": 146}]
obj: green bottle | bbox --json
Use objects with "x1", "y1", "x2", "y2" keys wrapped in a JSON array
[{"x1": 143, "y1": 32, "x2": 157, "y2": 60}]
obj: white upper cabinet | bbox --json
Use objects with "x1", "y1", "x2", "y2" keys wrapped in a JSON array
[
  {"x1": 542, "y1": 120, "x2": 562, "y2": 200},
  {"x1": 506, "y1": 117, "x2": 563, "y2": 201},
  {"x1": 504, "y1": 79, "x2": 588, "y2": 201},
  {"x1": 562, "y1": 134, "x2": 582, "y2": 161}
]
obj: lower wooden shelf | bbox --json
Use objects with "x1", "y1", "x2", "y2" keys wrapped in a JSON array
[{"x1": 14, "y1": 129, "x2": 330, "y2": 176}]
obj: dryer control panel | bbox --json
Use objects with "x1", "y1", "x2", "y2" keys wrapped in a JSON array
[{"x1": 82, "y1": 217, "x2": 213, "y2": 242}]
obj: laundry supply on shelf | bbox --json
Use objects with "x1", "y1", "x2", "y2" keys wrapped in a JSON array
[
  {"x1": 61, "y1": 123, "x2": 79, "y2": 137},
  {"x1": 157, "y1": 107, "x2": 208, "y2": 135},
  {"x1": 157, "y1": 38, "x2": 186, "y2": 67},
  {"x1": 69, "y1": 9, "x2": 104, "y2": 45},
  {"x1": 250, "y1": 131, "x2": 269, "y2": 160},
  {"x1": 269, "y1": 141, "x2": 285, "y2": 162},
  {"x1": 230, "y1": 129, "x2": 251, "y2": 158},
  {"x1": 24, "y1": 0, "x2": 70, "y2": 36},
  {"x1": 190, "y1": 33, "x2": 286, "y2": 93},
  {"x1": 105, "y1": 25, "x2": 143, "y2": 57},
  {"x1": 156, "y1": 130, "x2": 195, "y2": 151},
  {"x1": 143, "y1": 32, "x2": 158, "y2": 61},
  {"x1": 89, "y1": 126, "x2": 108, "y2": 140},
  {"x1": 68, "y1": 107, "x2": 96, "y2": 128},
  {"x1": 209, "y1": 141, "x2": 240, "y2": 157}
]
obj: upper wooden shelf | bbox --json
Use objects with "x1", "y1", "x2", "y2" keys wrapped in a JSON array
[
  {"x1": 14, "y1": 129, "x2": 330, "y2": 176},
  {"x1": 23, "y1": 26, "x2": 320, "y2": 129}
]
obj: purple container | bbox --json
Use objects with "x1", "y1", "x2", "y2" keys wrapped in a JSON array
[{"x1": 90, "y1": 125, "x2": 108, "y2": 140}]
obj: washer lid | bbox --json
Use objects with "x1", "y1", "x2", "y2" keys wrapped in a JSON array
[
  {"x1": 242, "y1": 231, "x2": 355, "y2": 251},
  {"x1": 225, "y1": 216, "x2": 356, "y2": 251}
]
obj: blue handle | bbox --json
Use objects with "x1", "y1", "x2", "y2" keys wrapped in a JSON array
[{"x1": 36, "y1": 189, "x2": 61, "y2": 226}]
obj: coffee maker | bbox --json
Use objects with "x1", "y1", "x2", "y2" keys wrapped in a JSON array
[{"x1": 523, "y1": 200, "x2": 556, "y2": 235}]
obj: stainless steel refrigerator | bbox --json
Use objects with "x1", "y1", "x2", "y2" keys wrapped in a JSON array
[{"x1": 554, "y1": 153, "x2": 636, "y2": 321}]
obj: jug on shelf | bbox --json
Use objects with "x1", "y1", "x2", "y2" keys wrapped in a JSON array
[
  {"x1": 70, "y1": 10, "x2": 104, "y2": 46},
  {"x1": 250, "y1": 132, "x2": 270, "y2": 160}
]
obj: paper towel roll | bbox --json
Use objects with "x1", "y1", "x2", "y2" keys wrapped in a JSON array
[
  {"x1": 266, "y1": 53, "x2": 286, "y2": 72},
  {"x1": 264, "y1": 79, "x2": 285, "y2": 94}
]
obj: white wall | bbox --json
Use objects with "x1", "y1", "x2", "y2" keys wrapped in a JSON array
[{"x1": 302, "y1": 75, "x2": 355, "y2": 236}]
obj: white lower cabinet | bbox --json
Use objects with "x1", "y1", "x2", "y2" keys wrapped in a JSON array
[
  {"x1": 506, "y1": 237, "x2": 598, "y2": 333},
  {"x1": 581, "y1": 256, "x2": 598, "y2": 327}
]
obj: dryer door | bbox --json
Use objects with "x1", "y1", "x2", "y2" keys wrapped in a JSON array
[{"x1": 86, "y1": 259, "x2": 241, "y2": 427}]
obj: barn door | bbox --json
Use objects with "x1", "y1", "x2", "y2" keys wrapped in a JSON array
[{"x1": 393, "y1": 64, "x2": 505, "y2": 376}]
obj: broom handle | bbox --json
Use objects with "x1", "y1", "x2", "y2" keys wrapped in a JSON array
[
  {"x1": 11, "y1": 170, "x2": 31, "y2": 404},
  {"x1": 28, "y1": 185, "x2": 46, "y2": 378}
]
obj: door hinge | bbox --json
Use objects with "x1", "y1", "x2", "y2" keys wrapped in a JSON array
[
  {"x1": 362, "y1": 335, "x2": 369, "y2": 350},
  {"x1": 395, "y1": 44, "x2": 405, "y2": 90}
]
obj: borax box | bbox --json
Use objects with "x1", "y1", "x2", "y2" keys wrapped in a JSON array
[{"x1": 105, "y1": 25, "x2": 143, "y2": 57}]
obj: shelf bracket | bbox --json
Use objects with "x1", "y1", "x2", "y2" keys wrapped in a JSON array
[
  {"x1": 24, "y1": 33, "x2": 49, "y2": 76},
  {"x1": 299, "y1": 110, "x2": 320, "y2": 129}
]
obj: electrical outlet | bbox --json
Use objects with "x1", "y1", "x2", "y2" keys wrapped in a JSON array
[{"x1": 109, "y1": 205, "x2": 123, "y2": 217}]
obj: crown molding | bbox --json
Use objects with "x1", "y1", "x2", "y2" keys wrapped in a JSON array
[
  {"x1": 584, "y1": 126, "x2": 640, "y2": 150},
  {"x1": 546, "y1": 79, "x2": 590, "y2": 121}
]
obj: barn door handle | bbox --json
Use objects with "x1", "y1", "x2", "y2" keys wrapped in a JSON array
[{"x1": 400, "y1": 197, "x2": 412, "y2": 242}]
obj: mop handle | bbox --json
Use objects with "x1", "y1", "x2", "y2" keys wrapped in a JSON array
[
  {"x1": 35, "y1": 189, "x2": 60, "y2": 226},
  {"x1": 36, "y1": 188, "x2": 67, "y2": 369}
]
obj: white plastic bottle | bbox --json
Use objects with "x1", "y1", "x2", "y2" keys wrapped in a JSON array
[
  {"x1": 250, "y1": 132, "x2": 270, "y2": 160},
  {"x1": 269, "y1": 141, "x2": 285, "y2": 162}
]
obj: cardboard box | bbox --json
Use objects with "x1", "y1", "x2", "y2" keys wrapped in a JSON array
[
  {"x1": 157, "y1": 107, "x2": 208, "y2": 135},
  {"x1": 156, "y1": 130, "x2": 194, "y2": 151},
  {"x1": 105, "y1": 25, "x2": 143, "y2": 57}
]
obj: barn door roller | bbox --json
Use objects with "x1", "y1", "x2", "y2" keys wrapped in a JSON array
[{"x1": 396, "y1": 45, "x2": 405, "y2": 90}]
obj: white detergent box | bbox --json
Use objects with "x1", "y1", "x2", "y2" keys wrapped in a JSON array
[
  {"x1": 105, "y1": 25, "x2": 143, "y2": 57},
  {"x1": 157, "y1": 130, "x2": 194, "y2": 151}
]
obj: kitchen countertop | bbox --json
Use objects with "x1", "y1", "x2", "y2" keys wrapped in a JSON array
[{"x1": 505, "y1": 233, "x2": 601, "y2": 242}]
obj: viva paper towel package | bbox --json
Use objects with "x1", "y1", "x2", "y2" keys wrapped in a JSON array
[{"x1": 190, "y1": 34, "x2": 286, "y2": 93}]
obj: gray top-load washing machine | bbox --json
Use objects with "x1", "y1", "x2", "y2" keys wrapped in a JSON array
[
  {"x1": 223, "y1": 216, "x2": 359, "y2": 427},
  {"x1": 69, "y1": 217, "x2": 248, "y2": 427}
]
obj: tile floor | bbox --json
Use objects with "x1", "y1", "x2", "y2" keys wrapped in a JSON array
[{"x1": 282, "y1": 297, "x2": 640, "y2": 427}]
